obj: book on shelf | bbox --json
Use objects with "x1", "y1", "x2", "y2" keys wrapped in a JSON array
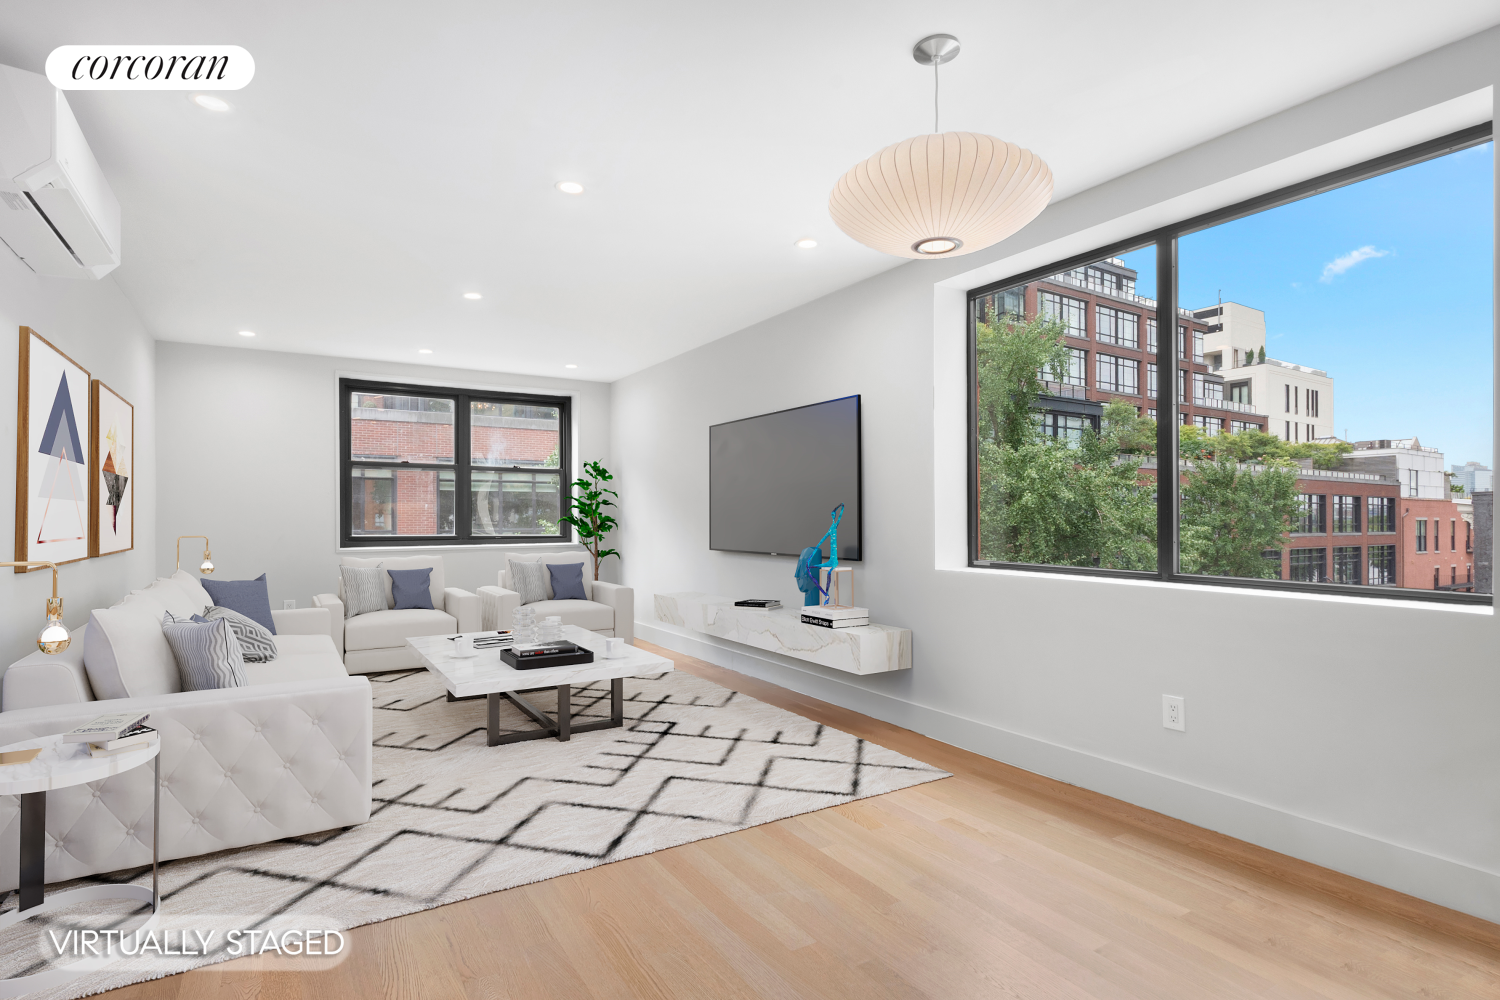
[
  {"x1": 799, "y1": 605, "x2": 869, "y2": 621},
  {"x1": 734, "y1": 599, "x2": 782, "y2": 609},
  {"x1": 62, "y1": 711, "x2": 150, "y2": 744},
  {"x1": 801, "y1": 615, "x2": 870, "y2": 629}
]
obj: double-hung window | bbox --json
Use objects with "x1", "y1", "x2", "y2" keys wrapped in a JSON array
[
  {"x1": 966, "y1": 124, "x2": 1492, "y2": 604},
  {"x1": 341, "y1": 378, "x2": 571, "y2": 546}
]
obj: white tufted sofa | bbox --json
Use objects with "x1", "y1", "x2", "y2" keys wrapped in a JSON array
[
  {"x1": 477, "y1": 552, "x2": 633, "y2": 643},
  {"x1": 0, "y1": 570, "x2": 372, "y2": 890},
  {"x1": 0, "y1": 677, "x2": 370, "y2": 891}
]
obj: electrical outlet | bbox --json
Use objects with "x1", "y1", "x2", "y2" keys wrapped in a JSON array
[
  {"x1": 1162, "y1": 695, "x2": 1185, "y2": 732},
  {"x1": 283, "y1": 599, "x2": 296, "y2": 610}
]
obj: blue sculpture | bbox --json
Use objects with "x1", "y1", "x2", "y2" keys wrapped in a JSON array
[{"x1": 795, "y1": 504, "x2": 843, "y2": 606}]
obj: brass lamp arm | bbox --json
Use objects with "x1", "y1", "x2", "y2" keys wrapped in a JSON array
[
  {"x1": 176, "y1": 536, "x2": 213, "y2": 574},
  {"x1": 1, "y1": 561, "x2": 59, "y2": 598}
]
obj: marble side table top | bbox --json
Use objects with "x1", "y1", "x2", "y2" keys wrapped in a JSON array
[{"x1": 0, "y1": 733, "x2": 159, "y2": 796}]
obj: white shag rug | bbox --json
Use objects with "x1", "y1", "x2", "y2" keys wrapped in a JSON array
[{"x1": 0, "y1": 667, "x2": 948, "y2": 998}]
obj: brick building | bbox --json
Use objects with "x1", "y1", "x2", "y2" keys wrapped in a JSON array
[
  {"x1": 349, "y1": 392, "x2": 562, "y2": 537},
  {"x1": 975, "y1": 258, "x2": 1269, "y2": 439}
]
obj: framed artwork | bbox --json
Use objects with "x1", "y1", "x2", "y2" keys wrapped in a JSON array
[
  {"x1": 90, "y1": 380, "x2": 133, "y2": 557},
  {"x1": 15, "y1": 327, "x2": 92, "y2": 570}
]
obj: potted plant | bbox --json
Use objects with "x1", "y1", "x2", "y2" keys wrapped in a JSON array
[{"x1": 560, "y1": 460, "x2": 619, "y2": 581}]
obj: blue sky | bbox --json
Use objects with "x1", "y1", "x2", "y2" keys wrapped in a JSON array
[{"x1": 1117, "y1": 141, "x2": 1494, "y2": 468}]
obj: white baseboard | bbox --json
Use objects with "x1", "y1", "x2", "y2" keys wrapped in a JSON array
[{"x1": 638, "y1": 618, "x2": 1500, "y2": 925}]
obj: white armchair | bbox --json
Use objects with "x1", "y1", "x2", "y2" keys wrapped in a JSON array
[
  {"x1": 478, "y1": 552, "x2": 633, "y2": 643},
  {"x1": 314, "y1": 555, "x2": 479, "y2": 673}
]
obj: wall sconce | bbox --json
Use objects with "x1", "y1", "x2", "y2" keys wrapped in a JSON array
[
  {"x1": 176, "y1": 536, "x2": 214, "y2": 575},
  {"x1": 1, "y1": 561, "x2": 70, "y2": 653}
]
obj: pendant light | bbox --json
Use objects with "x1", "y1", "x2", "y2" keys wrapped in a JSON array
[
  {"x1": 828, "y1": 34, "x2": 1053, "y2": 259},
  {"x1": 1, "y1": 561, "x2": 72, "y2": 654}
]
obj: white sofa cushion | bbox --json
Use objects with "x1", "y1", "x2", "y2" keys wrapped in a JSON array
[
  {"x1": 84, "y1": 599, "x2": 184, "y2": 701},
  {"x1": 339, "y1": 555, "x2": 445, "y2": 609},
  {"x1": 343, "y1": 608, "x2": 457, "y2": 652},
  {"x1": 169, "y1": 570, "x2": 215, "y2": 612},
  {"x1": 244, "y1": 634, "x2": 348, "y2": 685},
  {"x1": 137, "y1": 578, "x2": 202, "y2": 618},
  {"x1": 524, "y1": 599, "x2": 614, "y2": 631},
  {"x1": 505, "y1": 553, "x2": 592, "y2": 601}
]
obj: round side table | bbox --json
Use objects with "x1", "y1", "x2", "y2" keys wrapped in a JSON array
[{"x1": 0, "y1": 733, "x2": 161, "y2": 998}]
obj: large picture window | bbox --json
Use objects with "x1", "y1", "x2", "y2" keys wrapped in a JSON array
[
  {"x1": 967, "y1": 125, "x2": 1493, "y2": 604},
  {"x1": 340, "y1": 379, "x2": 571, "y2": 546}
]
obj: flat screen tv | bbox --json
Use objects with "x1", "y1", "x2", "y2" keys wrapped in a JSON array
[{"x1": 709, "y1": 395, "x2": 861, "y2": 560}]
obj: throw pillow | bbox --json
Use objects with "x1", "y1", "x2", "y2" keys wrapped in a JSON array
[
  {"x1": 547, "y1": 561, "x2": 588, "y2": 601},
  {"x1": 511, "y1": 560, "x2": 551, "y2": 605},
  {"x1": 199, "y1": 574, "x2": 278, "y2": 635},
  {"x1": 161, "y1": 613, "x2": 246, "y2": 691},
  {"x1": 340, "y1": 565, "x2": 386, "y2": 618},
  {"x1": 201, "y1": 606, "x2": 278, "y2": 662},
  {"x1": 388, "y1": 567, "x2": 435, "y2": 610}
]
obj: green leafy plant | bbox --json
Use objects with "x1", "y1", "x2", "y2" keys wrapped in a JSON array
[{"x1": 560, "y1": 460, "x2": 619, "y2": 580}]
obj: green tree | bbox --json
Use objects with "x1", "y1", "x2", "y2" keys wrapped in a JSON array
[
  {"x1": 1179, "y1": 455, "x2": 1300, "y2": 578},
  {"x1": 975, "y1": 312, "x2": 1071, "y2": 449},
  {"x1": 559, "y1": 460, "x2": 619, "y2": 580}
]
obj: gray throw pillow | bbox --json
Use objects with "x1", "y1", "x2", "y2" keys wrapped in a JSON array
[
  {"x1": 388, "y1": 567, "x2": 435, "y2": 610},
  {"x1": 548, "y1": 561, "x2": 588, "y2": 601},
  {"x1": 201, "y1": 606, "x2": 278, "y2": 662},
  {"x1": 340, "y1": 565, "x2": 386, "y2": 618},
  {"x1": 161, "y1": 613, "x2": 246, "y2": 691},
  {"x1": 511, "y1": 561, "x2": 550, "y2": 605}
]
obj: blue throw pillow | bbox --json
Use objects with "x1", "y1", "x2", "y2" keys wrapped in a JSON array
[
  {"x1": 547, "y1": 562, "x2": 587, "y2": 601},
  {"x1": 199, "y1": 573, "x2": 277, "y2": 635},
  {"x1": 388, "y1": 568, "x2": 435, "y2": 610}
]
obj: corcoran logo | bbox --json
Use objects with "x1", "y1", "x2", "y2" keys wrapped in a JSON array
[{"x1": 44, "y1": 45, "x2": 254, "y2": 90}]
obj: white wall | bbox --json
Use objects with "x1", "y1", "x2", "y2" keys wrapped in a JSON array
[
  {"x1": 154, "y1": 343, "x2": 612, "y2": 605},
  {"x1": 613, "y1": 28, "x2": 1500, "y2": 920},
  {"x1": 0, "y1": 253, "x2": 156, "y2": 666}
]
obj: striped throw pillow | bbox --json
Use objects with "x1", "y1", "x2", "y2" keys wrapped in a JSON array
[
  {"x1": 202, "y1": 606, "x2": 278, "y2": 662},
  {"x1": 511, "y1": 560, "x2": 551, "y2": 605},
  {"x1": 340, "y1": 565, "x2": 386, "y2": 618},
  {"x1": 161, "y1": 613, "x2": 247, "y2": 690}
]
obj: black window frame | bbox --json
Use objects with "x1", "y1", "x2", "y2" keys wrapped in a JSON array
[
  {"x1": 339, "y1": 377, "x2": 573, "y2": 548},
  {"x1": 965, "y1": 121, "x2": 1492, "y2": 606}
]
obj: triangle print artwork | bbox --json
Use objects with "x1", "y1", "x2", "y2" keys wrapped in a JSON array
[{"x1": 35, "y1": 371, "x2": 86, "y2": 545}]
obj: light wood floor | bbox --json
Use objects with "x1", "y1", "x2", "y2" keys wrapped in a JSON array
[{"x1": 104, "y1": 641, "x2": 1500, "y2": 999}]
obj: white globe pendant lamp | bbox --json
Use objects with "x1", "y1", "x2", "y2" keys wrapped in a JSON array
[{"x1": 829, "y1": 34, "x2": 1053, "y2": 259}]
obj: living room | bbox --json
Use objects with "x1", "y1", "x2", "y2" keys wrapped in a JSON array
[{"x1": 0, "y1": 3, "x2": 1497, "y2": 998}]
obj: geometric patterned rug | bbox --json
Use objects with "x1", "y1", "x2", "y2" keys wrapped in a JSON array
[{"x1": 0, "y1": 667, "x2": 949, "y2": 998}]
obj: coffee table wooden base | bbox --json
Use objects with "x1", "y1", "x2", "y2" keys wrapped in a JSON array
[{"x1": 482, "y1": 677, "x2": 625, "y2": 746}]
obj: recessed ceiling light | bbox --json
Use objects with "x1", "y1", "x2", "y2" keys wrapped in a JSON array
[
  {"x1": 192, "y1": 94, "x2": 231, "y2": 112},
  {"x1": 555, "y1": 181, "x2": 584, "y2": 195},
  {"x1": 462, "y1": 292, "x2": 482, "y2": 300},
  {"x1": 418, "y1": 349, "x2": 433, "y2": 354},
  {"x1": 565, "y1": 364, "x2": 578, "y2": 369},
  {"x1": 795, "y1": 238, "x2": 818, "y2": 249},
  {"x1": 237, "y1": 330, "x2": 255, "y2": 337}
]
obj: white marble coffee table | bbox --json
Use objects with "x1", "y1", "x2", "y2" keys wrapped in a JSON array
[{"x1": 406, "y1": 627, "x2": 673, "y2": 746}]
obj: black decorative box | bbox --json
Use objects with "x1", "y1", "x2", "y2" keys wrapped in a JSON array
[{"x1": 501, "y1": 642, "x2": 596, "y2": 670}]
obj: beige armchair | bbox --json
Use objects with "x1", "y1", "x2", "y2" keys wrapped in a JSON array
[
  {"x1": 478, "y1": 552, "x2": 632, "y2": 643},
  {"x1": 314, "y1": 555, "x2": 479, "y2": 673}
]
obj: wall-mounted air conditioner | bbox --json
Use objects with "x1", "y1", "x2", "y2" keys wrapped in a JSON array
[{"x1": 0, "y1": 64, "x2": 120, "y2": 279}]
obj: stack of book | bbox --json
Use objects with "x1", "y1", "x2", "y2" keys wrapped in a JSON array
[
  {"x1": 734, "y1": 599, "x2": 782, "y2": 609},
  {"x1": 501, "y1": 641, "x2": 595, "y2": 670},
  {"x1": 800, "y1": 605, "x2": 870, "y2": 629},
  {"x1": 62, "y1": 711, "x2": 159, "y2": 758}
]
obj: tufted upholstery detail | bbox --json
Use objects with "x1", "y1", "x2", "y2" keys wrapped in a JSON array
[{"x1": 0, "y1": 676, "x2": 372, "y2": 892}]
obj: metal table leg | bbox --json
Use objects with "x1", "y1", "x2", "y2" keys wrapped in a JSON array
[
  {"x1": 152, "y1": 754, "x2": 159, "y2": 912},
  {"x1": 557, "y1": 685, "x2": 571, "y2": 741},
  {"x1": 18, "y1": 792, "x2": 44, "y2": 911},
  {"x1": 612, "y1": 677, "x2": 624, "y2": 726}
]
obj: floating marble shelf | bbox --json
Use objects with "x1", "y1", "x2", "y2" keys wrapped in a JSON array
[{"x1": 654, "y1": 592, "x2": 911, "y2": 675}]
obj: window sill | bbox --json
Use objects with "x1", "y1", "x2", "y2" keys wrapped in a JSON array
[{"x1": 946, "y1": 564, "x2": 1492, "y2": 615}]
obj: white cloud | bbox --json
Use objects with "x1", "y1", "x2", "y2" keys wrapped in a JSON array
[{"x1": 1319, "y1": 245, "x2": 1388, "y2": 283}]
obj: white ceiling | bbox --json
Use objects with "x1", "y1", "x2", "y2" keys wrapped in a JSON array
[{"x1": 0, "y1": 1, "x2": 1497, "y2": 382}]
